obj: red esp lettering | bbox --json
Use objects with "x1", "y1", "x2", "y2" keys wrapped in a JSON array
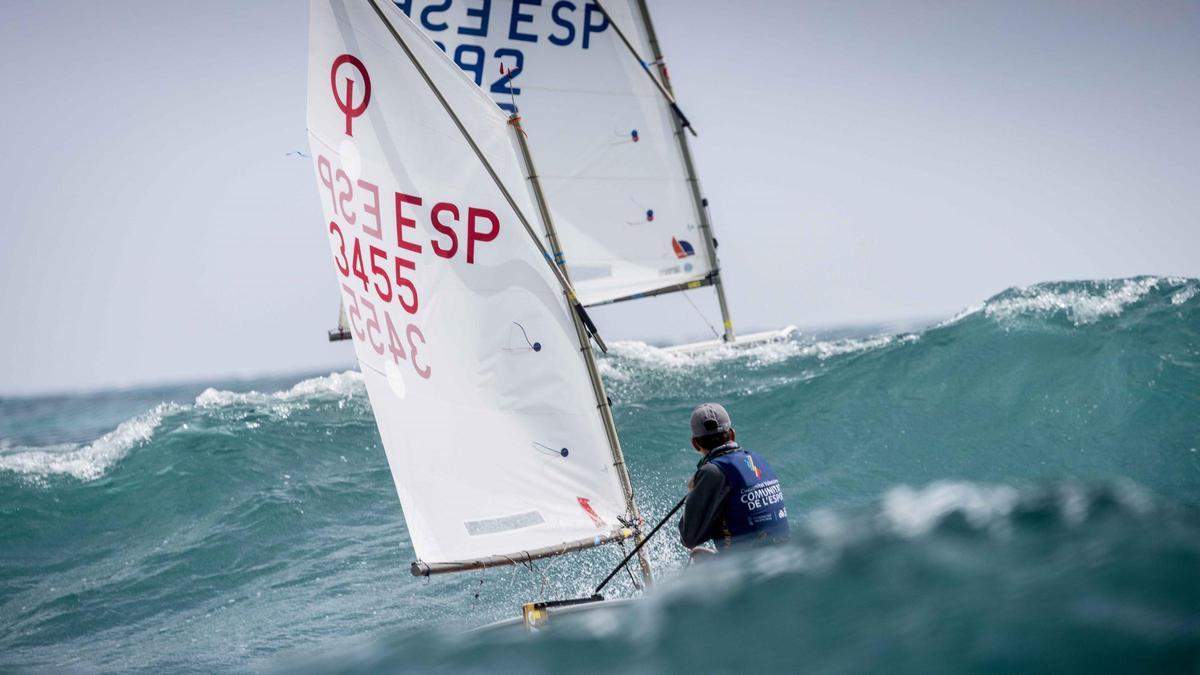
[
  {"x1": 394, "y1": 192, "x2": 424, "y2": 254},
  {"x1": 467, "y1": 207, "x2": 499, "y2": 264},
  {"x1": 430, "y1": 202, "x2": 459, "y2": 259}
]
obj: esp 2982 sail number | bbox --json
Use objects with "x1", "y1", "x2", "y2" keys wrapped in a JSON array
[{"x1": 393, "y1": 0, "x2": 612, "y2": 113}]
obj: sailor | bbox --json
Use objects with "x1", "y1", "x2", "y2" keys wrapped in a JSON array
[{"x1": 678, "y1": 403, "x2": 789, "y2": 556}]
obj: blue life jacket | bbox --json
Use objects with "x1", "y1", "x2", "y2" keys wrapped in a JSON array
[{"x1": 707, "y1": 448, "x2": 789, "y2": 547}]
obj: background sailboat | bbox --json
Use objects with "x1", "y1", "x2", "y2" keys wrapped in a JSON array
[{"x1": 327, "y1": 0, "x2": 794, "y2": 348}]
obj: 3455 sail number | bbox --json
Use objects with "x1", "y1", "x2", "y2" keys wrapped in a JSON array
[
  {"x1": 329, "y1": 219, "x2": 430, "y2": 380},
  {"x1": 330, "y1": 220, "x2": 420, "y2": 314}
]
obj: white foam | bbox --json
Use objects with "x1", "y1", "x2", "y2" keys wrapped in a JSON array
[
  {"x1": 1170, "y1": 285, "x2": 1198, "y2": 306},
  {"x1": 0, "y1": 402, "x2": 180, "y2": 481},
  {"x1": 798, "y1": 333, "x2": 919, "y2": 360},
  {"x1": 195, "y1": 370, "x2": 364, "y2": 409},
  {"x1": 934, "y1": 303, "x2": 985, "y2": 329},
  {"x1": 605, "y1": 332, "x2": 916, "y2": 372},
  {"x1": 983, "y1": 277, "x2": 1163, "y2": 326},
  {"x1": 285, "y1": 370, "x2": 365, "y2": 397},
  {"x1": 1, "y1": 371, "x2": 365, "y2": 482},
  {"x1": 881, "y1": 481, "x2": 1020, "y2": 537}
]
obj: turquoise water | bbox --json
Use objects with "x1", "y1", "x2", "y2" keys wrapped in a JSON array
[{"x1": 2, "y1": 277, "x2": 1198, "y2": 673}]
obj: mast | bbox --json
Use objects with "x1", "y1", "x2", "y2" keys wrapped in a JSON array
[
  {"x1": 509, "y1": 114, "x2": 571, "y2": 284},
  {"x1": 509, "y1": 112, "x2": 652, "y2": 586},
  {"x1": 633, "y1": 0, "x2": 736, "y2": 342},
  {"x1": 362, "y1": 0, "x2": 652, "y2": 584}
]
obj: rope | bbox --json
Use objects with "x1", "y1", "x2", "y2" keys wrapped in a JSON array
[
  {"x1": 615, "y1": 539, "x2": 643, "y2": 591},
  {"x1": 595, "y1": 495, "x2": 687, "y2": 595},
  {"x1": 506, "y1": 113, "x2": 528, "y2": 138},
  {"x1": 681, "y1": 291, "x2": 722, "y2": 340},
  {"x1": 503, "y1": 551, "x2": 551, "y2": 597},
  {"x1": 499, "y1": 64, "x2": 520, "y2": 111}
]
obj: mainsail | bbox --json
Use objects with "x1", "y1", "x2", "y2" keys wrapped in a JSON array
[
  {"x1": 307, "y1": 0, "x2": 644, "y2": 571},
  {"x1": 388, "y1": 0, "x2": 733, "y2": 334}
]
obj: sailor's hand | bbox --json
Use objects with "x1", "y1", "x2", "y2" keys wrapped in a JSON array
[
  {"x1": 686, "y1": 477, "x2": 695, "y2": 490},
  {"x1": 688, "y1": 546, "x2": 717, "y2": 563}
]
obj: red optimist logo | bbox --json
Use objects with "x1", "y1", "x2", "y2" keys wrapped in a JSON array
[{"x1": 331, "y1": 54, "x2": 371, "y2": 137}]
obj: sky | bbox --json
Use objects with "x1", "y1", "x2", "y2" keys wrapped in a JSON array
[{"x1": 1, "y1": 1, "x2": 1197, "y2": 396}]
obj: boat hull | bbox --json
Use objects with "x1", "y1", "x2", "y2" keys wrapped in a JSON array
[
  {"x1": 662, "y1": 326, "x2": 797, "y2": 355},
  {"x1": 472, "y1": 597, "x2": 642, "y2": 634}
]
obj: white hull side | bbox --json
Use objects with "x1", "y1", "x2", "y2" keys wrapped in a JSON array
[{"x1": 662, "y1": 326, "x2": 797, "y2": 355}]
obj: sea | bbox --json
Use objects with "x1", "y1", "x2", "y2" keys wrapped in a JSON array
[{"x1": 2, "y1": 277, "x2": 1198, "y2": 674}]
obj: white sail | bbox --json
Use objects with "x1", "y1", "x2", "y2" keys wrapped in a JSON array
[
  {"x1": 389, "y1": 0, "x2": 715, "y2": 306},
  {"x1": 307, "y1": 0, "x2": 631, "y2": 565}
]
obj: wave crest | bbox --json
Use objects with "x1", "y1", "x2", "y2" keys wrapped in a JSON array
[
  {"x1": 0, "y1": 402, "x2": 180, "y2": 481},
  {"x1": 983, "y1": 276, "x2": 1194, "y2": 325},
  {"x1": 1, "y1": 372, "x2": 366, "y2": 482},
  {"x1": 881, "y1": 481, "x2": 1022, "y2": 536},
  {"x1": 604, "y1": 332, "x2": 917, "y2": 371},
  {"x1": 194, "y1": 370, "x2": 364, "y2": 408}
]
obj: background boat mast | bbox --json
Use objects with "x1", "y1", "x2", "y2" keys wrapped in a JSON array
[{"x1": 633, "y1": 0, "x2": 737, "y2": 342}]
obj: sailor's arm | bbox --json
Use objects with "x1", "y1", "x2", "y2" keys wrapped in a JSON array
[{"x1": 678, "y1": 464, "x2": 729, "y2": 549}]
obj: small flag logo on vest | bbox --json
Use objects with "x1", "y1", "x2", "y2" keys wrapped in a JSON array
[{"x1": 744, "y1": 455, "x2": 762, "y2": 479}]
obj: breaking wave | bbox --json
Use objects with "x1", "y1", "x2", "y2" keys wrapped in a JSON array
[
  {"x1": 0, "y1": 372, "x2": 365, "y2": 482},
  {"x1": 2, "y1": 277, "x2": 1198, "y2": 672},
  {"x1": 0, "y1": 403, "x2": 179, "y2": 481},
  {"x1": 980, "y1": 276, "x2": 1189, "y2": 325},
  {"x1": 193, "y1": 370, "x2": 364, "y2": 409}
]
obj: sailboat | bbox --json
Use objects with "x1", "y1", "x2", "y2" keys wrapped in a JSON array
[
  {"x1": 307, "y1": 0, "x2": 654, "y2": 620},
  {"x1": 328, "y1": 0, "x2": 793, "y2": 349}
]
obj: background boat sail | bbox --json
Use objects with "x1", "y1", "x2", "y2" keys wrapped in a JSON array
[
  {"x1": 307, "y1": 0, "x2": 650, "y2": 578},
  {"x1": 328, "y1": 0, "x2": 783, "y2": 346}
]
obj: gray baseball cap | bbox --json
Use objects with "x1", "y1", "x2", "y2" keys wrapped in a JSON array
[{"x1": 690, "y1": 403, "x2": 732, "y2": 438}]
